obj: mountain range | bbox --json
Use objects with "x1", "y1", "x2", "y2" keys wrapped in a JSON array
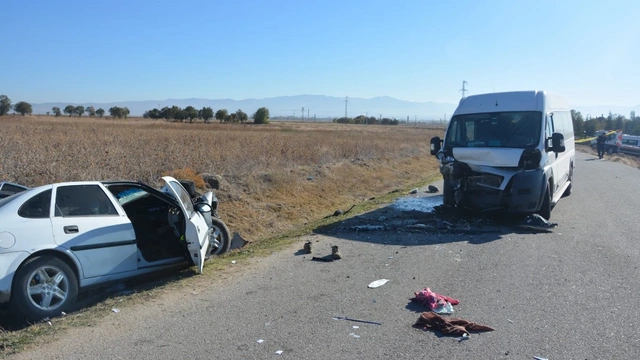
[{"x1": 30, "y1": 95, "x2": 639, "y2": 121}]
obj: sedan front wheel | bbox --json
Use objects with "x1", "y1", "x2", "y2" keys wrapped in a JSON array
[{"x1": 11, "y1": 255, "x2": 78, "y2": 322}]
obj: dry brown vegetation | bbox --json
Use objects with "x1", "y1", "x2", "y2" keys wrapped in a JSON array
[
  {"x1": 576, "y1": 143, "x2": 640, "y2": 168},
  {"x1": 0, "y1": 115, "x2": 443, "y2": 241}
]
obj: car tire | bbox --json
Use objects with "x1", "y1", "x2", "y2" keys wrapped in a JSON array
[
  {"x1": 538, "y1": 185, "x2": 552, "y2": 220},
  {"x1": 11, "y1": 255, "x2": 78, "y2": 322},
  {"x1": 442, "y1": 177, "x2": 454, "y2": 207},
  {"x1": 208, "y1": 217, "x2": 231, "y2": 257}
]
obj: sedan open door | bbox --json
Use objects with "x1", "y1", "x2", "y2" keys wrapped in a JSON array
[{"x1": 160, "y1": 176, "x2": 210, "y2": 273}]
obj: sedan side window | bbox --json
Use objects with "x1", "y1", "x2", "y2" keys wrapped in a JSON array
[
  {"x1": 55, "y1": 185, "x2": 119, "y2": 217},
  {"x1": 18, "y1": 189, "x2": 52, "y2": 219}
]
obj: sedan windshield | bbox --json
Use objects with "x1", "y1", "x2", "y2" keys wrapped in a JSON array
[{"x1": 445, "y1": 111, "x2": 542, "y2": 149}]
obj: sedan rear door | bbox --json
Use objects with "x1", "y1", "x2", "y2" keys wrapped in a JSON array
[
  {"x1": 51, "y1": 183, "x2": 138, "y2": 279},
  {"x1": 160, "y1": 177, "x2": 209, "y2": 273}
]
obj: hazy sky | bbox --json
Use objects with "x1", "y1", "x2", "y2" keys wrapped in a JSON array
[{"x1": 2, "y1": 0, "x2": 638, "y2": 107}]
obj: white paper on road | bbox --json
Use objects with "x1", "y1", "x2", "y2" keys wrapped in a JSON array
[{"x1": 368, "y1": 279, "x2": 390, "y2": 288}]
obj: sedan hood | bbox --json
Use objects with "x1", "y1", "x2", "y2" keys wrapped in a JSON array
[{"x1": 451, "y1": 148, "x2": 524, "y2": 167}]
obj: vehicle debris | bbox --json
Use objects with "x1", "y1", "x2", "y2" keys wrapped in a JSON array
[
  {"x1": 533, "y1": 357, "x2": 549, "y2": 360},
  {"x1": 303, "y1": 241, "x2": 313, "y2": 254},
  {"x1": 257, "y1": 339, "x2": 264, "y2": 344},
  {"x1": 368, "y1": 279, "x2": 389, "y2": 288},
  {"x1": 409, "y1": 188, "x2": 419, "y2": 194},
  {"x1": 349, "y1": 332, "x2": 361, "y2": 338},
  {"x1": 229, "y1": 232, "x2": 249, "y2": 250},
  {"x1": 331, "y1": 245, "x2": 342, "y2": 260},
  {"x1": 413, "y1": 312, "x2": 494, "y2": 336},
  {"x1": 111, "y1": 308, "x2": 120, "y2": 313},
  {"x1": 351, "y1": 225, "x2": 386, "y2": 232},
  {"x1": 519, "y1": 214, "x2": 558, "y2": 232},
  {"x1": 275, "y1": 350, "x2": 284, "y2": 355},
  {"x1": 427, "y1": 185, "x2": 439, "y2": 193},
  {"x1": 333, "y1": 316, "x2": 382, "y2": 325}
]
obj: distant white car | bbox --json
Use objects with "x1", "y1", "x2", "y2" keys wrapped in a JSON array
[
  {"x1": 0, "y1": 176, "x2": 230, "y2": 321},
  {"x1": 0, "y1": 181, "x2": 29, "y2": 199}
]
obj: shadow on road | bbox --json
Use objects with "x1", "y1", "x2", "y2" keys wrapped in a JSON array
[
  {"x1": 313, "y1": 194, "x2": 549, "y2": 246},
  {"x1": 0, "y1": 266, "x2": 197, "y2": 332}
]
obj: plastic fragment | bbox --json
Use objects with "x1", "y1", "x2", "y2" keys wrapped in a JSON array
[
  {"x1": 111, "y1": 308, "x2": 120, "y2": 313},
  {"x1": 231, "y1": 260, "x2": 237, "y2": 264},
  {"x1": 275, "y1": 350, "x2": 283, "y2": 355},
  {"x1": 257, "y1": 339, "x2": 264, "y2": 344},
  {"x1": 368, "y1": 279, "x2": 389, "y2": 288}
]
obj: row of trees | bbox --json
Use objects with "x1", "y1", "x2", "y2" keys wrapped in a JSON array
[
  {"x1": 571, "y1": 110, "x2": 640, "y2": 137},
  {"x1": 143, "y1": 106, "x2": 270, "y2": 124},
  {"x1": 334, "y1": 115, "x2": 400, "y2": 125},
  {"x1": 1, "y1": 95, "x2": 33, "y2": 116}
]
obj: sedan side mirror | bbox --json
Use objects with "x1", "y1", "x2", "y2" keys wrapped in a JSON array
[
  {"x1": 551, "y1": 132, "x2": 565, "y2": 153},
  {"x1": 430, "y1": 136, "x2": 442, "y2": 155}
]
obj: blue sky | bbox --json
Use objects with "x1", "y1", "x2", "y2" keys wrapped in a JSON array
[{"x1": 2, "y1": 0, "x2": 638, "y2": 107}]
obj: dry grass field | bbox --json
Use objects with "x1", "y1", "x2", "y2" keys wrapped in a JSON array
[{"x1": 0, "y1": 115, "x2": 444, "y2": 241}]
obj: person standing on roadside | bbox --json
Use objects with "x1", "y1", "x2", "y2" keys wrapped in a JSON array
[{"x1": 596, "y1": 132, "x2": 607, "y2": 159}]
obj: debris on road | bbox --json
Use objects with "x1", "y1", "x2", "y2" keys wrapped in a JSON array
[
  {"x1": 325, "y1": 204, "x2": 356, "y2": 218},
  {"x1": 368, "y1": 279, "x2": 390, "y2": 288},
  {"x1": 231, "y1": 260, "x2": 237, "y2": 264},
  {"x1": 257, "y1": 339, "x2": 264, "y2": 344},
  {"x1": 457, "y1": 333, "x2": 470, "y2": 342},
  {"x1": 427, "y1": 185, "x2": 439, "y2": 193},
  {"x1": 409, "y1": 188, "x2": 419, "y2": 194},
  {"x1": 351, "y1": 225, "x2": 386, "y2": 232},
  {"x1": 303, "y1": 241, "x2": 313, "y2": 254},
  {"x1": 333, "y1": 316, "x2": 382, "y2": 325},
  {"x1": 111, "y1": 308, "x2": 120, "y2": 314},
  {"x1": 275, "y1": 350, "x2": 284, "y2": 355},
  {"x1": 413, "y1": 312, "x2": 494, "y2": 336},
  {"x1": 519, "y1": 214, "x2": 558, "y2": 232},
  {"x1": 331, "y1": 245, "x2": 342, "y2": 260},
  {"x1": 349, "y1": 332, "x2": 361, "y2": 338},
  {"x1": 533, "y1": 357, "x2": 549, "y2": 360},
  {"x1": 411, "y1": 288, "x2": 460, "y2": 314}
]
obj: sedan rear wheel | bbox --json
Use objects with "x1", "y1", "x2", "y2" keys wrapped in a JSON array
[{"x1": 11, "y1": 255, "x2": 78, "y2": 322}]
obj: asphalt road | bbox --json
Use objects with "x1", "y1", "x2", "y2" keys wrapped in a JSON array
[{"x1": 10, "y1": 151, "x2": 640, "y2": 360}]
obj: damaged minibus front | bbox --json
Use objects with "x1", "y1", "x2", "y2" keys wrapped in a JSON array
[{"x1": 430, "y1": 91, "x2": 575, "y2": 220}]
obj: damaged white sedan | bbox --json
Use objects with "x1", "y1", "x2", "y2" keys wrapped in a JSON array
[
  {"x1": 0, "y1": 176, "x2": 230, "y2": 321},
  {"x1": 430, "y1": 91, "x2": 575, "y2": 220}
]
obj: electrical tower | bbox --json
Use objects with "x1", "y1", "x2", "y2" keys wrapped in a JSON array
[
  {"x1": 302, "y1": 107, "x2": 304, "y2": 121},
  {"x1": 459, "y1": 81, "x2": 468, "y2": 99},
  {"x1": 344, "y1": 96, "x2": 349, "y2": 119}
]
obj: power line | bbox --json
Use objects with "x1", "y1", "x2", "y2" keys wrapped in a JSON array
[{"x1": 459, "y1": 81, "x2": 468, "y2": 99}]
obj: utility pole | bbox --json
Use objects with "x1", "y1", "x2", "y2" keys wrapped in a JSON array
[
  {"x1": 307, "y1": 109, "x2": 309, "y2": 119},
  {"x1": 459, "y1": 81, "x2": 468, "y2": 99},
  {"x1": 344, "y1": 96, "x2": 349, "y2": 119},
  {"x1": 302, "y1": 107, "x2": 304, "y2": 122},
  {"x1": 414, "y1": 115, "x2": 417, "y2": 125}
]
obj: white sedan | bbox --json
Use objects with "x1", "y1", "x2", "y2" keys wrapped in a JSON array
[{"x1": 0, "y1": 176, "x2": 230, "y2": 322}]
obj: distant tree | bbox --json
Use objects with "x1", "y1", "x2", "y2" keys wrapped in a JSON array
[
  {"x1": 215, "y1": 109, "x2": 228, "y2": 123},
  {"x1": 228, "y1": 113, "x2": 237, "y2": 123},
  {"x1": 123, "y1": 107, "x2": 130, "y2": 119},
  {"x1": 253, "y1": 107, "x2": 270, "y2": 124},
  {"x1": 46, "y1": 111, "x2": 50, "y2": 116},
  {"x1": 0, "y1": 95, "x2": 12, "y2": 116},
  {"x1": 96, "y1": 108, "x2": 105, "y2": 117},
  {"x1": 144, "y1": 108, "x2": 161, "y2": 119},
  {"x1": 175, "y1": 110, "x2": 188, "y2": 122},
  {"x1": 14, "y1": 101, "x2": 32, "y2": 116},
  {"x1": 199, "y1": 107, "x2": 214, "y2": 123},
  {"x1": 584, "y1": 119, "x2": 598, "y2": 136},
  {"x1": 109, "y1": 106, "x2": 124, "y2": 118},
  {"x1": 184, "y1": 106, "x2": 198, "y2": 123},
  {"x1": 235, "y1": 109, "x2": 248, "y2": 123},
  {"x1": 64, "y1": 105, "x2": 75, "y2": 117},
  {"x1": 86, "y1": 106, "x2": 96, "y2": 117},
  {"x1": 614, "y1": 115, "x2": 625, "y2": 131},
  {"x1": 368, "y1": 116, "x2": 378, "y2": 124},
  {"x1": 570, "y1": 109, "x2": 585, "y2": 137},
  {"x1": 52, "y1": 106, "x2": 62, "y2": 117},
  {"x1": 75, "y1": 105, "x2": 85, "y2": 117},
  {"x1": 631, "y1": 111, "x2": 637, "y2": 121}
]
